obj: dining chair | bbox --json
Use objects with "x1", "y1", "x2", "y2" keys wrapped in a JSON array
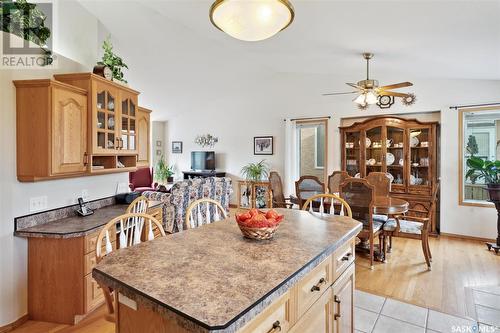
[
  {"x1": 340, "y1": 178, "x2": 382, "y2": 270},
  {"x1": 269, "y1": 171, "x2": 293, "y2": 208},
  {"x1": 301, "y1": 193, "x2": 352, "y2": 217},
  {"x1": 327, "y1": 171, "x2": 350, "y2": 194},
  {"x1": 185, "y1": 198, "x2": 228, "y2": 229},
  {"x1": 365, "y1": 172, "x2": 391, "y2": 197},
  {"x1": 95, "y1": 213, "x2": 166, "y2": 317},
  {"x1": 126, "y1": 195, "x2": 149, "y2": 214},
  {"x1": 295, "y1": 176, "x2": 326, "y2": 208},
  {"x1": 383, "y1": 183, "x2": 439, "y2": 270}
]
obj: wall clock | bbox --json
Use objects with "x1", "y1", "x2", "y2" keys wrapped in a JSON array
[{"x1": 377, "y1": 95, "x2": 394, "y2": 109}]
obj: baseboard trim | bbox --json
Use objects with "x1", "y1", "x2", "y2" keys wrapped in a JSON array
[
  {"x1": 440, "y1": 232, "x2": 495, "y2": 243},
  {"x1": 0, "y1": 314, "x2": 28, "y2": 333}
]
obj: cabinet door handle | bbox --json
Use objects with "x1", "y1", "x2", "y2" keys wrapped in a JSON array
[
  {"x1": 341, "y1": 253, "x2": 352, "y2": 261},
  {"x1": 266, "y1": 321, "x2": 281, "y2": 333},
  {"x1": 334, "y1": 313, "x2": 341, "y2": 320},
  {"x1": 334, "y1": 295, "x2": 341, "y2": 304},
  {"x1": 310, "y1": 277, "x2": 326, "y2": 292}
]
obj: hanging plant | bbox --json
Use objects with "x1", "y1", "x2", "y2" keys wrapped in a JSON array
[
  {"x1": 0, "y1": 0, "x2": 52, "y2": 60},
  {"x1": 195, "y1": 134, "x2": 219, "y2": 148},
  {"x1": 97, "y1": 36, "x2": 129, "y2": 83}
]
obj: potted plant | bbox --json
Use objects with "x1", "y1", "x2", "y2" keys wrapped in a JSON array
[
  {"x1": 98, "y1": 36, "x2": 129, "y2": 84},
  {"x1": 241, "y1": 160, "x2": 270, "y2": 182},
  {"x1": 466, "y1": 156, "x2": 500, "y2": 201},
  {"x1": 155, "y1": 156, "x2": 174, "y2": 184}
]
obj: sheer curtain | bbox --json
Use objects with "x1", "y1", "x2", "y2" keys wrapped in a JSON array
[{"x1": 284, "y1": 119, "x2": 298, "y2": 197}]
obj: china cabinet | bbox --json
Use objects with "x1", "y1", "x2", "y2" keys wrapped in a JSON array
[
  {"x1": 340, "y1": 116, "x2": 440, "y2": 234},
  {"x1": 14, "y1": 80, "x2": 88, "y2": 182}
]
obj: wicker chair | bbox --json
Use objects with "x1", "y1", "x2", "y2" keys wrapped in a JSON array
[
  {"x1": 327, "y1": 171, "x2": 350, "y2": 194},
  {"x1": 340, "y1": 178, "x2": 382, "y2": 269},
  {"x1": 269, "y1": 171, "x2": 293, "y2": 208}
]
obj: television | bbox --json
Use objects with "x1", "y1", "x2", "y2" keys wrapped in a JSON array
[{"x1": 191, "y1": 151, "x2": 215, "y2": 171}]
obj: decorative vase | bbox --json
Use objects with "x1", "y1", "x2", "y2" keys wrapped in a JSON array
[
  {"x1": 486, "y1": 183, "x2": 500, "y2": 254},
  {"x1": 487, "y1": 183, "x2": 500, "y2": 202}
]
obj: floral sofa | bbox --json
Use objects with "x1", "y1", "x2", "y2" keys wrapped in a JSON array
[{"x1": 143, "y1": 177, "x2": 233, "y2": 233}]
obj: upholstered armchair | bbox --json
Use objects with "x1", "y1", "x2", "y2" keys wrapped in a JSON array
[
  {"x1": 143, "y1": 177, "x2": 233, "y2": 233},
  {"x1": 129, "y1": 167, "x2": 157, "y2": 193}
]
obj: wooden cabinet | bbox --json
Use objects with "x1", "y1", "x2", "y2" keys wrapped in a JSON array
[
  {"x1": 14, "y1": 79, "x2": 88, "y2": 182},
  {"x1": 332, "y1": 265, "x2": 355, "y2": 333},
  {"x1": 340, "y1": 116, "x2": 440, "y2": 234},
  {"x1": 54, "y1": 73, "x2": 142, "y2": 174},
  {"x1": 289, "y1": 286, "x2": 332, "y2": 333},
  {"x1": 137, "y1": 107, "x2": 152, "y2": 167}
]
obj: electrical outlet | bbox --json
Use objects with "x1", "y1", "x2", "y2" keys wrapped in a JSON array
[
  {"x1": 81, "y1": 189, "x2": 89, "y2": 201},
  {"x1": 29, "y1": 196, "x2": 47, "y2": 212},
  {"x1": 116, "y1": 182, "x2": 129, "y2": 194}
]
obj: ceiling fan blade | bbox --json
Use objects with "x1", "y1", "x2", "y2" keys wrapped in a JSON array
[
  {"x1": 379, "y1": 91, "x2": 409, "y2": 98},
  {"x1": 322, "y1": 91, "x2": 358, "y2": 96},
  {"x1": 346, "y1": 82, "x2": 364, "y2": 90},
  {"x1": 378, "y1": 82, "x2": 413, "y2": 90}
]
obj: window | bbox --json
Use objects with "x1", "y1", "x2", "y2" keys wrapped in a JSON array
[
  {"x1": 459, "y1": 107, "x2": 500, "y2": 206},
  {"x1": 296, "y1": 119, "x2": 328, "y2": 183}
]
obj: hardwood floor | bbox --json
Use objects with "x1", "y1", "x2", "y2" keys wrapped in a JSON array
[
  {"x1": 9, "y1": 235, "x2": 499, "y2": 332},
  {"x1": 356, "y1": 235, "x2": 500, "y2": 319}
]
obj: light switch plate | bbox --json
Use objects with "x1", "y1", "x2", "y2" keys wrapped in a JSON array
[{"x1": 29, "y1": 196, "x2": 47, "y2": 212}]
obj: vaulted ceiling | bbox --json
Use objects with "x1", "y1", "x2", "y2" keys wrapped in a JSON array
[{"x1": 79, "y1": 0, "x2": 500, "y2": 119}]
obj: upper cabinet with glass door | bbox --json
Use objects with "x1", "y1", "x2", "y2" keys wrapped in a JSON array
[
  {"x1": 408, "y1": 126, "x2": 433, "y2": 195},
  {"x1": 386, "y1": 125, "x2": 406, "y2": 193},
  {"x1": 94, "y1": 81, "x2": 119, "y2": 153},
  {"x1": 119, "y1": 91, "x2": 138, "y2": 153},
  {"x1": 364, "y1": 126, "x2": 384, "y2": 176}
]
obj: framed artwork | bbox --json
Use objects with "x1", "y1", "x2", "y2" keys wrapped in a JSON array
[
  {"x1": 156, "y1": 140, "x2": 162, "y2": 147},
  {"x1": 254, "y1": 136, "x2": 273, "y2": 155},
  {"x1": 172, "y1": 141, "x2": 183, "y2": 154}
]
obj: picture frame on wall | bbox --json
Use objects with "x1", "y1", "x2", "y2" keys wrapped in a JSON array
[
  {"x1": 254, "y1": 136, "x2": 273, "y2": 155},
  {"x1": 172, "y1": 141, "x2": 183, "y2": 154}
]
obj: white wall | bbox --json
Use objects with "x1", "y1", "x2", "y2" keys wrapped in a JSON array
[
  {"x1": 166, "y1": 73, "x2": 500, "y2": 240},
  {"x1": 0, "y1": 1, "x2": 128, "y2": 326}
]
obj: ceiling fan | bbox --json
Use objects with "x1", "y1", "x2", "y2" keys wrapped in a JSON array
[{"x1": 323, "y1": 53, "x2": 414, "y2": 108}]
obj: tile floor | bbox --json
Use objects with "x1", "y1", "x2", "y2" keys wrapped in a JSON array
[{"x1": 355, "y1": 290, "x2": 500, "y2": 333}]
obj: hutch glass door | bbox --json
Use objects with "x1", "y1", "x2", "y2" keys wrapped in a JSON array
[
  {"x1": 365, "y1": 126, "x2": 383, "y2": 176},
  {"x1": 344, "y1": 131, "x2": 361, "y2": 177},
  {"x1": 387, "y1": 126, "x2": 406, "y2": 191},
  {"x1": 409, "y1": 127, "x2": 431, "y2": 189}
]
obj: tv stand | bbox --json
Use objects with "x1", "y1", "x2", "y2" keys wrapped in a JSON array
[{"x1": 182, "y1": 170, "x2": 226, "y2": 180}]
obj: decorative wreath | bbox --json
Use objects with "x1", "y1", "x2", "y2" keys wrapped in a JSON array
[{"x1": 401, "y1": 93, "x2": 417, "y2": 106}]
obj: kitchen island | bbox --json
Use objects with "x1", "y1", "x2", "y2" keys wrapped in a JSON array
[{"x1": 93, "y1": 209, "x2": 362, "y2": 333}]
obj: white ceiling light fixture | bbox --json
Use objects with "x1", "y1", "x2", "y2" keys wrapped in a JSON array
[{"x1": 209, "y1": 0, "x2": 295, "y2": 42}]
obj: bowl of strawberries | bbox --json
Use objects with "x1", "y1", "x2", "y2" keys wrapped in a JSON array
[{"x1": 235, "y1": 208, "x2": 284, "y2": 240}]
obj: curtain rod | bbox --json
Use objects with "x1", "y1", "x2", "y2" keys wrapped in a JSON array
[
  {"x1": 284, "y1": 116, "x2": 331, "y2": 122},
  {"x1": 449, "y1": 102, "x2": 500, "y2": 109}
]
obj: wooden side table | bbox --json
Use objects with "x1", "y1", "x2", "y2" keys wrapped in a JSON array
[{"x1": 237, "y1": 181, "x2": 272, "y2": 209}]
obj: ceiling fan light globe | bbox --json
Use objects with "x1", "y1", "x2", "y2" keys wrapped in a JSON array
[
  {"x1": 365, "y1": 91, "x2": 378, "y2": 105},
  {"x1": 210, "y1": 0, "x2": 295, "y2": 41},
  {"x1": 354, "y1": 94, "x2": 366, "y2": 105}
]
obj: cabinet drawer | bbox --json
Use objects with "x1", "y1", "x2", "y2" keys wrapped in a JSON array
[
  {"x1": 289, "y1": 286, "x2": 331, "y2": 333},
  {"x1": 84, "y1": 228, "x2": 116, "y2": 254},
  {"x1": 85, "y1": 273, "x2": 104, "y2": 312},
  {"x1": 239, "y1": 291, "x2": 291, "y2": 333},
  {"x1": 84, "y1": 241, "x2": 116, "y2": 275},
  {"x1": 332, "y1": 238, "x2": 355, "y2": 281},
  {"x1": 296, "y1": 255, "x2": 331, "y2": 318}
]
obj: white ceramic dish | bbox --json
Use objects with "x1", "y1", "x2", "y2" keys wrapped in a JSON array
[
  {"x1": 410, "y1": 136, "x2": 419, "y2": 148},
  {"x1": 386, "y1": 153, "x2": 395, "y2": 165}
]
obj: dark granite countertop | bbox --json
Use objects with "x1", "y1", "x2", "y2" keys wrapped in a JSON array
[
  {"x1": 92, "y1": 208, "x2": 362, "y2": 333},
  {"x1": 15, "y1": 201, "x2": 163, "y2": 239}
]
